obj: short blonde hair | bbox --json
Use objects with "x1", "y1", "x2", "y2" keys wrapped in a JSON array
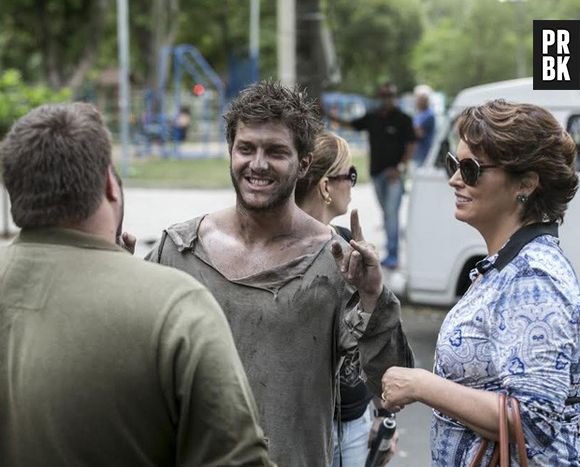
[{"x1": 295, "y1": 131, "x2": 351, "y2": 204}]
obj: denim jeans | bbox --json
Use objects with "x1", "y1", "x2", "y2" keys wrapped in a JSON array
[
  {"x1": 332, "y1": 405, "x2": 373, "y2": 467},
  {"x1": 371, "y1": 172, "x2": 403, "y2": 260}
]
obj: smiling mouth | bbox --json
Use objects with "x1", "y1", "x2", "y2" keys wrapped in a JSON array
[
  {"x1": 246, "y1": 176, "x2": 274, "y2": 187},
  {"x1": 455, "y1": 193, "x2": 472, "y2": 203}
]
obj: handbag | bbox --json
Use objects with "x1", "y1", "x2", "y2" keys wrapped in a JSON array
[{"x1": 469, "y1": 393, "x2": 529, "y2": 467}]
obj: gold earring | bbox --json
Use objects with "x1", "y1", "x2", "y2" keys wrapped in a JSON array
[{"x1": 324, "y1": 197, "x2": 332, "y2": 205}]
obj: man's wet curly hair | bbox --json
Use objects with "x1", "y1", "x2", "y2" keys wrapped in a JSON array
[{"x1": 224, "y1": 80, "x2": 323, "y2": 160}]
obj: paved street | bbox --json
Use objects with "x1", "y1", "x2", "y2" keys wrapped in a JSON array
[
  {"x1": 390, "y1": 305, "x2": 445, "y2": 466},
  {"x1": 0, "y1": 182, "x2": 447, "y2": 465}
]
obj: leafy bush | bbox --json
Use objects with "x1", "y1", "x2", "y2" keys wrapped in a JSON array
[{"x1": 0, "y1": 69, "x2": 70, "y2": 138}]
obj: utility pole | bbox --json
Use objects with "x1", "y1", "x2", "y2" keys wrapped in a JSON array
[
  {"x1": 277, "y1": 0, "x2": 296, "y2": 86},
  {"x1": 250, "y1": 0, "x2": 260, "y2": 83},
  {"x1": 117, "y1": 0, "x2": 131, "y2": 177}
]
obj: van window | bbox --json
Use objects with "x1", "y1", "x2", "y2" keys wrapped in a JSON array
[
  {"x1": 566, "y1": 115, "x2": 580, "y2": 172},
  {"x1": 435, "y1": 119, "x2": 459, "y2": 169}
]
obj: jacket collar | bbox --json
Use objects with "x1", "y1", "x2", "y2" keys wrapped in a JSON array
[{"x1": 14, "y1": 227, "x2": 124, "y2": 252}]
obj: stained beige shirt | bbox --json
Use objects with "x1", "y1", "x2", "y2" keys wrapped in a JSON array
[
  {"x1": 0, "y1": 228, "x2": 273, "y2": 467},
  {"x1": 148, "y1": 217, "x2": 414, "y2": 466}
]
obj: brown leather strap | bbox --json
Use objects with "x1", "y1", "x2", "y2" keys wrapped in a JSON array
[
  {"x1": 470, "y1": 393, "x2": 529, "y2": 467},
  {"x1": 508, "y1": 397, "x2": 529, "y2": 467},
  {"x1": 469, "y1": 439, "x2": 489, "y2": 467},
  {"x1": 498, "y1": 393, "x2": 509, "y2": 467}
]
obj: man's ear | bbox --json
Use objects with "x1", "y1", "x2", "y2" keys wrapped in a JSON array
[
  {"x1": 105, "y1": 166, "x2": 121, "y2": 202},
  {"x1": 298, "y1": 153, "x2": 313, "y2": 177}
]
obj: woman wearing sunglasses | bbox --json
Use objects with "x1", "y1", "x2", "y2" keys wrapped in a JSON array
[
  {"x1": 296, "y1": 131, "x2": 397, "y2": 467},
  {"x1": 379, "y1": 100, "x2": 580, "y2": 465}
]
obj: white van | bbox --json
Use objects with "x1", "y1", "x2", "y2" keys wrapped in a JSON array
[{"x1": 406, "y1": 78, "x2": 580, "y2": 306}]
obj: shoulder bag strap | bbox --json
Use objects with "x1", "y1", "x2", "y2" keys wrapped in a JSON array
[
  {"x1": 508, "y1": 397, "x2": 529, "y2": 467},
  {"x1": 498, "y1": 393, "x2": 509, "y2": 467}
]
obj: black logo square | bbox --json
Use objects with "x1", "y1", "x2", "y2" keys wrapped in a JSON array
[{"x1": 533, "y1": 20, "x2": 580, "y2": 90}]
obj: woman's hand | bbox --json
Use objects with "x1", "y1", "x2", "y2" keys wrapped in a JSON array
[{"x1": 381, "y1": 367, "x2": 429, "y2": 410}]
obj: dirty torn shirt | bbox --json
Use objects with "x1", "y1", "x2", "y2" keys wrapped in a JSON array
[{"x1": 146, "y1": 216, "x2": 413, "y2": 467}]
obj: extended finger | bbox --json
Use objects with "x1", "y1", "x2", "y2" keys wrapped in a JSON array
[{"x1": 350, "y1": 209, "x2": 365, "y2": 242}]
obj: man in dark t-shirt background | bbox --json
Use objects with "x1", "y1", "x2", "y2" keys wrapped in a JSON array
[{"x1": 328, "y1": 83, "x2": 416, "y2": 269}]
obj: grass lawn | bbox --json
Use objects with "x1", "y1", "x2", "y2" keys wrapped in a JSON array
[{"x1": 119, "y1": 153, "x2": 370, "y2": 189}]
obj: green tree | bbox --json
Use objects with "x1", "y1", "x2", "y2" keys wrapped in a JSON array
[
  {"x1": 0, "y1": 69, "x2": 70, "y2": 138},
  {"x1": 327, "y1": 0, "x2": 424, "y2": 95},
  {"x1": 0, "y1": 0, "x2": 108, "y2": 95},
  {"x1": 412, "y1": 0, "x2": 580, "y2": 99}
]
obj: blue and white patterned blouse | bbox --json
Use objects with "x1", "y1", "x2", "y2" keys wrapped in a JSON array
[{"x1": 431, "y1": 223, "x2": 580, "y2": 466}]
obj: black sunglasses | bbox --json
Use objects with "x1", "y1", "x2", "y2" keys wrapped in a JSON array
[
  {"x1": 328, "y1": 165, "x2": 358, "y2": 187},
  {"x1": 445, "y1": 152, "x2": 499, "y2": 186}
]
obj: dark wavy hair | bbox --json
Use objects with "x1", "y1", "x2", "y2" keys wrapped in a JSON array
[
  {"x1": 1, "y1": 102, "x2": 112, "y2": 228},
  {"x1": 457, "y1": 99, "x2": 578, "y2": 223},
  {"x1": 224, "y1": 80, "x2": 323, "y2": 160}
]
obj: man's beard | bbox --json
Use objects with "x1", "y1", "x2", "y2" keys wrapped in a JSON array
[{"x1": 230, "y1": 166, "x2": 298, "y2": 212}]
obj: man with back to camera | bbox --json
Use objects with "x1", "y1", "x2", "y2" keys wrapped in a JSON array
[
  {"x1": 327, "y1": 83, "x2": 416, "y2": 270},
  {"x1": 0, "y1": 103, "x2": 273, "y2": 467},
  {"x1": 147, "y1": 81, "x2": 414, "y2": 466}
]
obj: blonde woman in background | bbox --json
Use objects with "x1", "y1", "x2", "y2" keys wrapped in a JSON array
[{"x1": 296, "y1": 132, "x2": 399, "y2": 467}]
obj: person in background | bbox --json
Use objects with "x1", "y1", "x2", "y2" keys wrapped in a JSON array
[
  {"x1": 147, "y1": 81, "x2": 414, "y2": 466},
  {"x1": 295, "y1": 131, "x2": 399, "y2": 467},
  {"x1": 172, "y1": 105, "x2": 192, "y2": 143},
  {"x1": 0, "y1": 102, "x2": 273, "y2": 467},
  {"x1": 412, "y1": 86, "x2": 436, "y2": 167},
  {"x1": 381, "y1": 100, "x2": 580, "y2": 466},
  {"x1": 326, "y1": 83, "x2": 416, "y2": 270}
]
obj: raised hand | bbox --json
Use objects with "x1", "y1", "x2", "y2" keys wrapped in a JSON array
[{"x1": 331, "y1": 209, "x2": 383, "y2": 311}]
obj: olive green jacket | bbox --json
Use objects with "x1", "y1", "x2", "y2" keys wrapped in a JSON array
[{"x1": 0, "y1": 228, "x2": 272, "y2": 467}]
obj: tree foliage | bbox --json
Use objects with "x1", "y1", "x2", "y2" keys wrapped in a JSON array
[
  {"x1": 327, "y1": 0, "x2": 424, "y2": 95},
  {"x1": 1, "y1": 0, "x2": 579, "y2": 104},
  {"x1": 412, "y1": 0, "x2": 580, "y2": 99},
  {"x1": 0, "y1": 0, "x2": 108, "y2": 95},
  {"x1": 0, "y1": 69, "x2": 70, "y2": 138}
]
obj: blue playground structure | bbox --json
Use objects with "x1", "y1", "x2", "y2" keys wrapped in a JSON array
[{"x1": 135, "y1": 44, "x2": 227, "y2": 159}]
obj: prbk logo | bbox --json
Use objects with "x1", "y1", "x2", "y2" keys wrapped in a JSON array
[{"x1": 533, "y1": 20, "x2": 580, "y2": 90}]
